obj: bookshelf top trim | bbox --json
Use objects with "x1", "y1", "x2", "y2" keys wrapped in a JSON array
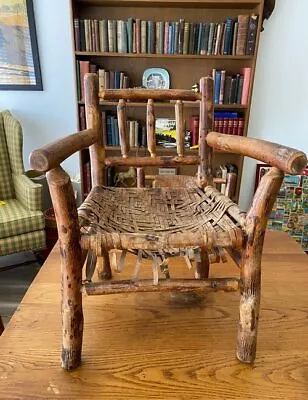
[
  {"x1": 75, "y1": 52, "x2": 254, "y2": 60},
  {"x1": 75, "y1": 0, "x2": 261, "y2": 8}
]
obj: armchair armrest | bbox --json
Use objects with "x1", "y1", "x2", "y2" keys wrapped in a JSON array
[
  {"x1": 206, "y1": 132, "x2": 307, "y2": 175},
  {"x1": 13, "y1": 174, "x2": 43, "y2": 211},
  {"x1": 30, "y1": 128, "x2": 96, "y2": 172}
]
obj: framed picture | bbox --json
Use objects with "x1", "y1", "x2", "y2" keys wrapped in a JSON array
[
  {"x1": 0, "y1": 0, "x2": 42, "y2": 90},
  {"x1": 254, "y1": 163, "x2": 271, "y2": 192}
]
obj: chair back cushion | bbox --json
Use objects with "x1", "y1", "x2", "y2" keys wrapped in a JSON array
[
  {"x1": 2, "y1": 110, "x2": 24, "y2": 175},
  {"x1": 0, "y1": 113, "x2": 15, "y2": 199}
]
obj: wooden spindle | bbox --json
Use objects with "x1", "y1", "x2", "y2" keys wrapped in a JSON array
[
  {"x1": 197, "y1": 77, "x2": 214, "y2": 188},
  {"x1": 117, "y1": 99, "x2": 129, "y2": 158},
  {"x1": 137, "y1": 167, "x2": 145, "y2": 188},
  {"x1": 85, "y1": 73, "x2": 105, "y2": 186},
  {"x1": 147, "y1": 99, "x2": 156, "y2": 157},
  {"x1": 175, "y1": 100, "x2": 185, "y2": 157}
]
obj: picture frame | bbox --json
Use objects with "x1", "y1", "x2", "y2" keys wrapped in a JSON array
[
  {"x1": 0, "y1": 0, "x2": 43, "y2": 90},
  {"x1": 254, "y1": 163, "x2": 271, "y2": 192},
  {"x1": 142, "y1": 68, "x2": 170, "y2": 90}
]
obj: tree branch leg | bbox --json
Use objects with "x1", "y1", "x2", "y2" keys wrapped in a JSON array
[
  {"x1": 47, "y1": 167, "x2": 83, "y2": 370},
  {"x1": 195, "y1": 247, "x2": 210, "y2": 279},
  {"x1": 97, "y1": 251, "x2": 112, "y2": 280}
]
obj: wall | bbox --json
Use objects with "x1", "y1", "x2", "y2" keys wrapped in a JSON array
[
  {"x1": 239, "y1": 0, "x2": 308, "y2": 210},
  {"x1": 0, "y1": 0, "x2": 78, "y2": 178}
]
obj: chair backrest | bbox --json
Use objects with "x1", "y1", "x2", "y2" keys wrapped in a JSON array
[
  {"x1": 0, "y1": 112, "x2": 15, "y2": 199},
  {"x1": 84, "y1": 73, "x2": 214, "y2": 189}
]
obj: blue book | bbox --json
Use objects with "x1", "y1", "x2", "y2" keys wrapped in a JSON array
[
  {"x1": 168, "y1": 24, "x2": 172, "y2": 54},
  {"x1": 114, "y1": 71, "x2": 120, "y2": 89},
  {"x1": 214, "y1": 70, "x2": 222, "y2": 105},
  {"x1": 106, "y1": 115, "x2": 112, "y2": 146},
  {"x1": 114, "y1": 118, "x2": 120, "y2": 146},
  {"x1": 174, "y1": 21, "x2": 179, "y2": 54},
  {"x1": 110, "y1": 116, "x2": 116, "y2": 146},
  {"x1": 223, "y1": 18, "x2": 234, "y2": 55},
  {"x1": 197, "y1": 23, "x2": 203, "y2": 54},
  {"x1": 214, "y1": 111, "x2": 238, "y2": 118},
  {"x1": 127, "y1": 17, "x2": 133, "y2": 53}
]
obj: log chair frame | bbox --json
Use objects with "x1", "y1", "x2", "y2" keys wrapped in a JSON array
[{"x1": 30, "y1": 73, "x2": 307, "y2": 370}]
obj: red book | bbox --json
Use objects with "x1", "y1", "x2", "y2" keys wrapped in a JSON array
[
  {"x1": 79, "y1": 61, "x2": 90, "y2": 101},
  {"x1": 189, "y1": 115, "x2": 199, "y2": 146},
  {"x1": 136, "y1": 19, "x2": 141, "y2": 53},
  {"x1": 218, "y1": 118, "x2": 223, "y2": 133},
  {"x1": 222, "y1": 118, "x2": 228, "y2": 134},
  {"x1": 74, "y1": 18, "x2": 80, "y2": 51},
  {"x1": 238, "y1": 118, "x2": 244, "y2": 136},
  {"x1": 240, "y1": 67, "x2": 251, "y2": 105},
  {"x1": 164, "y1": 22, "x2": 169, "y2": 54},
  {"x1": 214, "y1": 118, "x2": 219, "y2": 131},
  {"x1": 232, "y1": 118, "x2": 239, "y2": 135},
  {"x1": 79, "y1": 105, "x2": 86, "y2": 130},
  {"x1": 227, "y1": 118, "x2": 233, "y2": 135}
]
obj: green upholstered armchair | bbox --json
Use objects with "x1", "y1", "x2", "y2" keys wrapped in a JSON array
[{"x1": 0, "y1": 111, "x2": 45, "y2": 256}]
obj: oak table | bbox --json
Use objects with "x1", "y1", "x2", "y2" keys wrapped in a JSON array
[{"x1": 0, "y1": 230, "x2": 307, "y2": 399}]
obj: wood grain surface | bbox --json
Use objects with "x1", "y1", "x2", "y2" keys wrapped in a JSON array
[{"x1": 0, "y1": 230, "x2": 307, "y2": 399}]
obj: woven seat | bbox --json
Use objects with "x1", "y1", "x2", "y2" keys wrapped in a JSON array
[
  {"x1": 78, "y1": 185, "x2": 244, "y2": 251},
  {"x1": 30, "y1": 73, "x2": 307, "y2": 370}
]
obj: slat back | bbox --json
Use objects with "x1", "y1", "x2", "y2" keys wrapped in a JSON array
[{"x1": 85, "y1": 74, "x2": 214, "y2": 188}]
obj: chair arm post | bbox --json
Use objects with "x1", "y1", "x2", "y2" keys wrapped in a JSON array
[
  {"x1": 46, "y1": 166, "x2": 83, "y2": 370},
  {"x1": 30, "y1": 128, "x2": 96, "y2": 173},
  {"x1": 206, "y1": 132, "x2": 307, "y2": 175},
  {"x1": 237, "y1": 167, "x2": 284, "y2": 363}
]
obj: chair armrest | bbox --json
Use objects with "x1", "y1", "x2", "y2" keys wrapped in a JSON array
[
  {"x1": 206, "y1": 132, "x2": 307, "y2": 175},
  {"x1": 30, "y1": 128, "x2": 96, "y2": 172},
  {"x1": 13, "y1": 174, "x2": 43, "y2": 211}
]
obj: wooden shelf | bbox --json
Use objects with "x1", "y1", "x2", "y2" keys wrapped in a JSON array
[
  {"x1": 78, "y1": 100, "x2": 248, "y2": 110},
  {"x1": 76, "y1": 51, "x2": 254, "y2": 60},
  {"x1": 76, "y1": 0, "x2": 260, "y2": 9}
]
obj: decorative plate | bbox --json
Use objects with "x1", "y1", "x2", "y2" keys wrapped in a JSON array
[{"x1": 142, "y1": 68, "x2": 170, "y2": 89}]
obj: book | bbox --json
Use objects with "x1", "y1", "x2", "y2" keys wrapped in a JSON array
[
  {"x1": 232, "y1": 22, "x2": 238, "y2": 55},
  {"x1": 79, "y1": 60, "x2": 90, "y2": 101},
  {"x1": 214, "y1": 23, "x2": 223, "y2": 55},
  {"x1": 147, "y1": 20, "x2": 155, "y2": 54},
  {"x1": 246, "y1": 15, "x2": 259, "y2": 55},
  {"x1": 214, "y1": 70, "x2": 222, "y2": 104},
  {"x1": 223, "y1": 17, "x2": 234, "y2": 55},
  {"x1": 94, "y1": 19, "x2": 99, "y2": 52},
  {"x1": 240, "y1": 67, "x2": 251, "y2": 105},
  {"x1": 219, "y1": 70, "x2": 226, "y2": 104},
  {"x1": 236, "y1": 15, "x2": 249, "y2": 55},
  {"x1": 178, "y1": 19, "x2": 185, "y2": 54},
  {"x1": 79, "y1": 105, "x2": 86, "y2": 130},
  {"x1": 223, "y1": 75, "x2": 232, "y2": 104},
  {"x1": 236, "y1": 75, "x2": 244, "y2": 104},
  {"x1": 108, "y1": 20, "x2": 114, "y2": 52},
  {"x1": 189, "y1": 115, "x2": 199, "y2": 146},
  {"x1": 207, "y1": 22, "x2": 215, "y2": 55},
  {"x1": 74, "y1": 18, "x2": 80, "y2": 51},
  {"x1": 127, "y1": 17, "x2": 133, "y2": 53},
  {"x1": 99, "y1": 20, "x2": 108, "y2": 52},
  {"x1": 155, "y1": 119, "x2": 177, "y2": 147},
  {"x1": 135, "y1": 19, "x2": 141, "y2": 53},
  {"x1": 164, "y1": 22, "x2": 169, "y2": 54},
  {"x1": 141, "y1": 20, "x2": 147, "y2": 53}
]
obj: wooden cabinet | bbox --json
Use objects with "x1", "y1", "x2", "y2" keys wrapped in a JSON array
[{"x1": 71, "y1": 0, "x2": 264, "y2": 201}]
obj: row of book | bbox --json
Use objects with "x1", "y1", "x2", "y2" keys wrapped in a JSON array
[
  {"x1": 76, "y1": 60, "x2": 130, "y2": 101},
  {"x1": 74, "y1": 15, "x2": 258, "y2": 56},
  {"x1": 80, "y1": 107, "x2": 244, "y2": 148},
  {"x1": 212, "y1": 67, "x2": 251, "y2": 105},
  {"x1": 189, "y1": 112, "x2": 244, "y2": 145}
]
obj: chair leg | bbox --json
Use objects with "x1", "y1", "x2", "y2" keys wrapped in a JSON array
[
  {"x1": 0, "y1": 315, "x2": 4, "y2": 335},
  {"x1": 97, "y1": 250, "x2": 112, "y2": 280},
  {"x1": 195, "y1": 247, "x2": 210, "y2": 279},
  {"x1": 236, "y1": 234, "x2": 263, "y2": 364},
  {"x1": 47, "y1": 167, "x2": 83, "y2": 371}
]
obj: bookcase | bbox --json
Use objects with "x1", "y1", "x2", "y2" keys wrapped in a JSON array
[{"x1": 71, "y1": 0, "x2": 264, "y2": 202}]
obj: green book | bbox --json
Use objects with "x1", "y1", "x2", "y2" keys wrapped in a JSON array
[
  {"x1": 207, "y1": 22, "x2": 215, "y2": 55},
  {"x1": 127, "y1": 17, "x2": 133, "y2": 53},
  {"x1": 99, "y1": 20, "x2": 108, "y2": 52},
  {"x1": 76, "y1": 60, "x2": 81, "y2": 101},
  {"x1": 183, "y1": 22, "x2": 190, "y2": 55},
  {"x1": 141, "y1": 20, "x2": 147, "y2": 53},
  {"x1": 147, "y1": 20, "x2": 155, "y2": 53}
]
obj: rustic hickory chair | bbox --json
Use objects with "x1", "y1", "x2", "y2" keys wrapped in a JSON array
[{"x1": 30, "y1": 74, "x2": 307, "y2": 370}]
